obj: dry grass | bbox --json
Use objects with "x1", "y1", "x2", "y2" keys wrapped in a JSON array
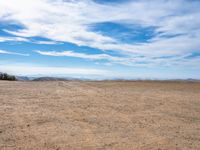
[{"x1": 0, "y1": 81, "x2": 200, "y2": 150}]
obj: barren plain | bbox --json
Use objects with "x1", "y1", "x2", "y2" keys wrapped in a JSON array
[{"x1": 0, "y1": 81, "x2": 200, "y2": 150}]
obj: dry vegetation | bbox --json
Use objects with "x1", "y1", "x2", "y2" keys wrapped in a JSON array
[{"x1": 0, "y1": 81, "x2": 200, "y2": 150}]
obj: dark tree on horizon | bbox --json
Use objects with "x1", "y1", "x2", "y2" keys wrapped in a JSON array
[{"x1": 0, "y1": 73, "x2": 16, "y2": 81}]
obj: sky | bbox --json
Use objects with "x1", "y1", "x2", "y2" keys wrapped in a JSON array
[{"x1": 0, "y1": 0, "x2": 200, "y2": 79}]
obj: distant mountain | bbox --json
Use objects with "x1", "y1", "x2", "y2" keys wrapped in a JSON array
[
  {"x1": 16, "y1": 76, "x2": 30, "y2": 81},
  {"x1": 32, "y1": 77, "x2": 69, "y2": 81},
  {"x1": 1, "y1": 72, "x2": 200, "y2": 82},
  {"x1": 186, "y1": 78, "x2": 200, "y2": 81}
]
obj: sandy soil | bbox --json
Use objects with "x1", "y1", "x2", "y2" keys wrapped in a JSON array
[{"x1": 0, "y1": 81, "x2": 200, "y2": 150}]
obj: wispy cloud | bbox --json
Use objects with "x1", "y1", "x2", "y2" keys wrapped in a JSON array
[
  {"x1": 35, "y1": 50, "x2": 124, "y2": 61},
  {"x1": 35, "y1": 50, "x2": 200, "y2": 68},
  {"x1": 0, "y1": 36, "x2": 62, "y2": 45},
  {"x1": 0, "y1": 49, "x2": 29, "y2": 56},
  {"x1": 33, "y1": 40, "x2": 61, "y2": 45},
  {"x1": 0, "y1": 36, "x2": 29, "y2": 42}
]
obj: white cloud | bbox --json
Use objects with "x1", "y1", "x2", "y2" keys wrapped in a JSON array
[
  {"x1": 0, "y1": 36, "x2": 62, "y2": 45},
  {"x1": 35, "y1": 50, "x2": 125, "y2": 61},
  {"x1": 0, "y1": 49, "x2": 29, "y2": 56},
  {"x1": 33, "y1": 40, "x2": 61, "y2": 45},
  {"x1": 0, "y1": 36, "x2": 29, "y2": 42},
  {"x1": 35, "y1": 50, "x2": 200, "y2": 68}
]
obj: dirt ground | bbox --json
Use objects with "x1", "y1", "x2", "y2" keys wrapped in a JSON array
[{"x1": 0, "y1": 81, "x2": 200, "y2": 150}]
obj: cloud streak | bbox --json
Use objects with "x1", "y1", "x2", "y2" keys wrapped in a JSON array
[
  {"x1": 0, "y1": 49, "x2": 29, "y2": 56},
  {"x1": 0, "y1": 36, "x2": 29, "y2": 42},
  {"x1": 35, "y1": 50, "x2": 200, "y2": 68},
  {"x1": 35, "y1": 50, "x2": 124, "y2": 61}
]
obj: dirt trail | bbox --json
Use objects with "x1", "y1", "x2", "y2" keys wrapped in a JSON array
[{"x1": 0, "y1": 81, "x2": 200, "y2": 150}]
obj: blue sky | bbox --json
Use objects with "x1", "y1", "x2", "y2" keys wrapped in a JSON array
[{"x1": 0, "y1": 0, "x2": 200, "y2": 79}]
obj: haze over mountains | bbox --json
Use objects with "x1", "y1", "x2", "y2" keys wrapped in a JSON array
[{"x1": 0, "y1": 72, "x2": 199, "y2": 82}]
